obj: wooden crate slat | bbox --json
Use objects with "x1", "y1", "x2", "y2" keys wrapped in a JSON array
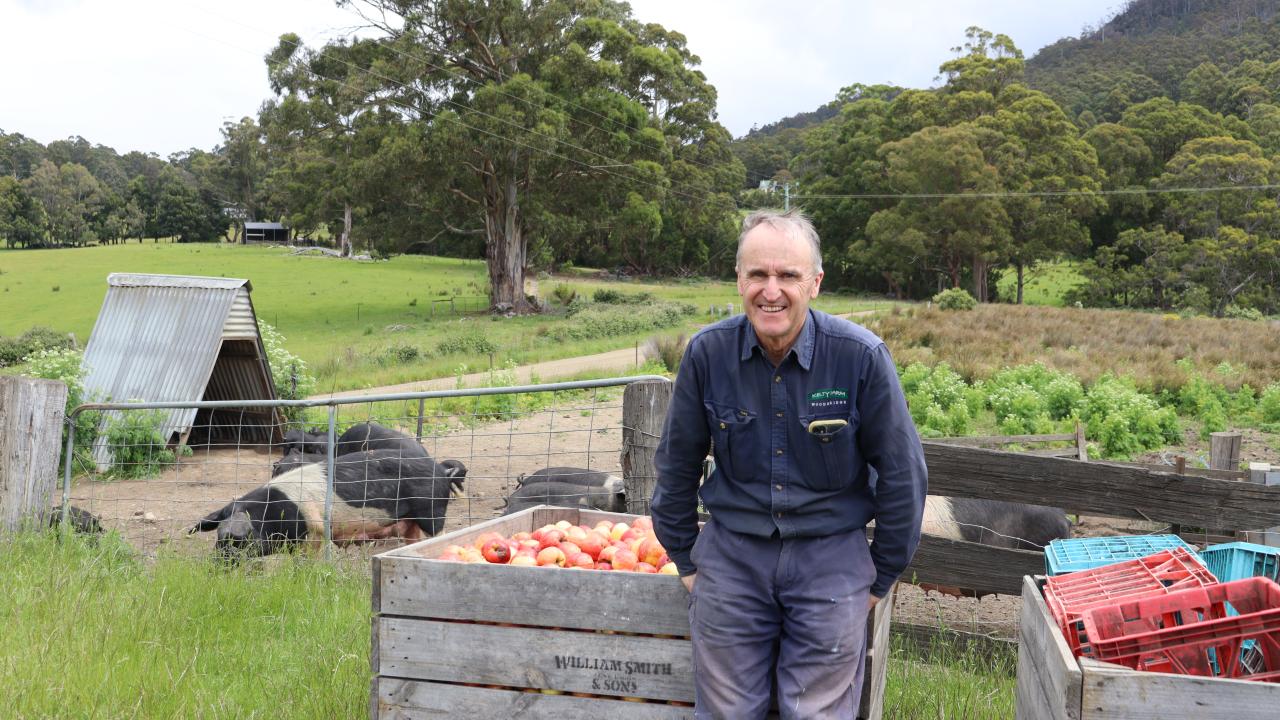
[
  {"x1": 1078, "y1": 659, "x2": 1280, "y2": 720},
  {"x1": 378, "y1": 617, "x2": 695, "y2": 701},
  {"x1": 376, "y1": 678, "x2": 695, "y2": 720},
  {"x1": 1015, "y1": 576, "x2": 1081, "y2": 720},
  {"x1": 377, "y1": 555, "x2": 692, "y2": 635}
]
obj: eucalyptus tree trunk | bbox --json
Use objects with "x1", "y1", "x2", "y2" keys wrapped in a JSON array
[{"x1": 483, "y1": 150, "x2": 533, "y2": 313}]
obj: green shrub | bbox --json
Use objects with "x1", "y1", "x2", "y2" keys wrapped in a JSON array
[
  {"x1": 591, "y1": 289, "x2": 657, "y2": 305},
  {"x1": 22, "y1": 347, "x2": 99, "y2": 472},
  {"x1": 1176, "y1": 359, "x2": 1232, "y2": 438},
  {"x1": 258, "y1": 322, "x2": 316, "y2": 421},
  {"x1": 647, "y1": 334, "x2": 688, "y2": 373},
  {"x1": 1081, "y1": 375, "x2": 1181, "y2": 458},
  {"x1": 551, "y1": 284, "x2": 578, "y2": 305},
  {"x1": 1224, "y1": 304, "x2": 1264, "y2": 321},
  {"x1": 385, "y1": 344, "x2": 421, "y2": 364},
  {"x1": 437, "y1": 330, "x2": 499, "y2": 356},
  {"x1": 103, "y1": 409, "x2": 175, "y2": 479},
  {"x1": 983, "y1": 363, "x2": 1082, "y2": 434},
  {"x1": 1260, "y1": 383, "x2": 1280, "y2": 423},
  {"x1": 901, "y1": 363, "x2": 975, "y2": 436},
  {"x1": 0, "y1": 326, "x2": 75, "y2": 367},
  {"x1": 592, "y1": 288, "x2": 624, "y2": 304},
  {"x1": 932, "y1": 287, "x2": 977, "y2": 311},
  {"x1": 551, "y1": 301, "x2": 694, "y2": 342}
]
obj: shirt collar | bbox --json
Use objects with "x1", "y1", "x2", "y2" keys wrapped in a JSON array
[{"x1": 740, "y1": 309, "x2": 816, "y2": 371}]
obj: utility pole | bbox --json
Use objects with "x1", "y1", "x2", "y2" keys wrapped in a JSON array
[{"x1": 784, "y1": 182, "x2": 791, "y2": 211}]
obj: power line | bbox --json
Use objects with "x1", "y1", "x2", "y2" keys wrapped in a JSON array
[{"x1": 792, "y1": 183, "x2": 1280, "y2": 200}]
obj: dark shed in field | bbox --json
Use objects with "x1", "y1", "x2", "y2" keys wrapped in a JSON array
[
  {"x1": 243, "y1": 222, "x2": 289, "y2": 244},
  {"x1": 81, "y1": 274, "x2": 282, "y2": 468}
]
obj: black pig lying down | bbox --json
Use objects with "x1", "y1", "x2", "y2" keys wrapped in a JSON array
[
  {"x1": 516, "y1": 466, "x2": 624, "y2": 496},
  {"x1": 192, "y1": 449, "x2": 467, "y2": 558},
  {"x1": 502, "y1": 480, "x2": 626, "y2": 515},
  {"x1": 333, "y1": 421, "x2": 429, "y2": 459},
  {"x1": 282, "y1": 428, "x2": 329, "y2": 457},
  {"x1": 270, "y1": 449, "x2": 465, "y2": 500},
  {"x1": 271, "y1": 449, "x2": 327, "y2": 477}
]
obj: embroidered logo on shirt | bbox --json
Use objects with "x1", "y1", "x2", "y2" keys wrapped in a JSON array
[{"x1": 807, "y1": 388, "x2": 849, "y2": 409}]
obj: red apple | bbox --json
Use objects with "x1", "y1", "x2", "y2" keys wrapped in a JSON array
[
  {"x1": 536, "y1": 546, "x2": 567, "y2": 567},
  {"x1": 632, "y1": 516, "x2": 654, "y2": 532},
  {"x1": 578, "y1": 531, "x2": 607, "y2": 561},
  {"x1": 554, "y1": 520, "x2": 573, "y2": 531},
  {"x1": 473, "y1": 531, "x2": 504, "y2": 551},
  {"x1": 598, "y1": 545, "x2": 620, "y2": 564},
  {"x1": 510, "y1": 554, "x2": 538, "y2": 567},
  {"x1": 635, "y1": 562, "x2": 657, "y2": 574},
  {"x1": 564, "y1": 526, "x2": 590, "y2": 546},
  {"x1": 612, "y1": 548, "x2": 639, "y2": 571},
  {"x1": 512, "y1": 531, "x2": 532, "y2": 543},
  {"x1": 538, "y1": 528, "x2": 565, "y2": 550},
  {"x1": 637, "y1": 538, "x2": 666, "y2": 567},
  {"x1": 481, "y1": 538, "x2": 512, "y2": 564},
  {"x1": 566, "y1": 551, "x2": 595, "y2": 569},
  {"x1": 610, "y1": 523, "x2": 630, "y2": 541},
  {"x1": 659, "y1": 562, "x2": 679, "y2": 575},
  {"x1": 595, "y1": 561, "x2": 613, "y2": 571},
  {"x1": 558, "y1": 541, "x2": 582, "y2": 558}
]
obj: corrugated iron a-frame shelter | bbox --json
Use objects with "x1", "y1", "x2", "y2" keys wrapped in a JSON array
[{"x1": 82, "y1": 274, "x2": 282, "y2": 466}]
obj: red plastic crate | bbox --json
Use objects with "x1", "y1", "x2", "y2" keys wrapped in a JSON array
[
  {"x1": 1043, "y1": 548, "x2": 1218, "y2": 657},
  {"x1": 1081, "y1": 577, "x2": 1280, "y2": 681}
]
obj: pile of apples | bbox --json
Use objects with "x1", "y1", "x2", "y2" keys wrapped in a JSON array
[{"x1": 436, "y1": 516, "x2": 679, "y2": 575}]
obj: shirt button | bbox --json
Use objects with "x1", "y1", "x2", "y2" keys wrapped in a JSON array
[
  {"x1": 822, "y1": 437, "x2": 831, "y2": 443},
  {"x1": 775, "y1": 449, "x2": 783, "y2": 456},
  {"x1": 774, "y1": 376, "x2": 781, "y2": 383},
  {"x1": 776, "y1": 411, "x2": 784, "y2": 418},
  {"x1": 719, "y1": 422, "x2": 726, "y2": 430},
  {"x1": 776, "y1": 512, "x2": 783, "y2": 518},
  {"x1": 775, "y1": 484, "x2": 782, "y2": 491}
]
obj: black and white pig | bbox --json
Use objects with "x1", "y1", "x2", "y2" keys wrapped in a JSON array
[
  {"x1": 918, "y1": 495, "x2": 1071, "y2": 598},
  {"x1": 191, "y1": 449, "x2": 467, "y2": 559},
  {"x1": 271, "y1": 449, "x2": 327, "y2": 477},
  {"x1": 502, "y1": 480, "x2": 627, "y2": 515},
  {"x1": 515, "y1": 466, "x2": 624, "y2": 497},
  {"x1": 333, "y1": 421, "x2": 429, "y2": 459},
  {"x1": 282, "y1": 428, "x2": 329, "y2": 456}
]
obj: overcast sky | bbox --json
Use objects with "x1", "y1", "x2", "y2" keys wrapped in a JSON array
[{"x1": 1, "y1": 0, "x2": 1122, "y2": 157}]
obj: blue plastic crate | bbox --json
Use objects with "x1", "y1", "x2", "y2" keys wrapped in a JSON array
[
  {"x1": 1044, "y1": 534, "x2": 1200, "y2": 576},
  {"x1": 1199, "y1": 541, "x2": 1280, "y2": 584}
]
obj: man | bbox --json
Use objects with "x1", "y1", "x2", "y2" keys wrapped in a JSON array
[{"x1": 651, "y1": 209, "x2": 927, "y2": 719}]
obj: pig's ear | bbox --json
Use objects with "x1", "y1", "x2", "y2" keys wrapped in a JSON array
[{"x1": 191, "y1": 505, "x2": 230, "y2": 533}]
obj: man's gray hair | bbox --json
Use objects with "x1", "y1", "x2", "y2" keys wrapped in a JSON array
[{"x1": 736, "y1": 209, "x2": 823, "y2": 275}]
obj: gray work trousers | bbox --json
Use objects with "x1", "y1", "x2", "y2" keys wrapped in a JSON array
[{"x1": 688, "y1": 519, "x2": 875, "y2": 720}]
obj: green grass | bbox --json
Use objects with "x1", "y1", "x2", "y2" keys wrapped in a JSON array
[
  {"x1": 884, "y1": 631, "x2": 1017, "y2": 719},
  {"x1": 2, "y1": 532, "x2": 368, "y2": 719},
  {"x1": 0, "y1": 243, "x2": 895, "y2": 392},
  {"x1": 995, "y1": 260, "x2": 1085, "y2": 307}
]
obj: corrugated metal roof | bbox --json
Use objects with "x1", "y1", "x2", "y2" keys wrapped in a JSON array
[
  {"x1": 82, "y1": 274, "x2": 279, "y2": 468},
  {"x1": 109, "y1": 273, "x2": 251, "y2": 292},
  {"x1": 244, "y1": 222, "x2": 286, "y2": 230}
]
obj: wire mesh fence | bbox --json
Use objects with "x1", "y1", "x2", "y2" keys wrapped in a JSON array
[{"x1": 58, "y1": 376, "x2": 666, "y2": 559}]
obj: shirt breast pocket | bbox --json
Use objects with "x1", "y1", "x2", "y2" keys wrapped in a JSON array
[
  {"x1": 704, "y1": 401, "x2": 758, "y2": 483},
  {"x1": 799, "y1": 410, "x2": 859, "y2": 490}
]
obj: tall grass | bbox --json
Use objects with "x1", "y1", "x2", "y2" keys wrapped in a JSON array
[
  {"x1": 884, "y1": 631, "x2": 1017, "y2": 719},
  {"x1": 2, "y1": 532, "x2": 368, "y2": 719},
  {"x1": 872, "y1": 304, "x2": 1280, "y2": 394}
]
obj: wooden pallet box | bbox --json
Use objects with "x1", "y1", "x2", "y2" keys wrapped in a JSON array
[
  {"x1": 1015, "y1": 574, "x2": 1280, "y2": 720},
  {"x1": 372, "y1": 506, "x2": 893, "y2": 720}
]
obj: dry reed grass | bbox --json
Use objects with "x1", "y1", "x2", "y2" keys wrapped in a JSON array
[{"x1": 869, "y1": 305, "x2": 1280, "y2": 394}]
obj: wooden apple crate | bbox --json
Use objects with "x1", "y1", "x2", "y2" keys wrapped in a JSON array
[
  {"x1": 1015, "y1": 575, "x2": 1280, "y2": 720},
  {"x1": 371, "y1": 506, "x2": 894, "y2": 719}
]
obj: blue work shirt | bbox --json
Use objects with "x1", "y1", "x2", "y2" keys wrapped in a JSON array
[{"x1": 651, "y1": 309, "x2": 927, "y2": 598}]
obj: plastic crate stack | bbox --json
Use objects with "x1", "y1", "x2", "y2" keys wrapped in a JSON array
[{"x1": 1041, "y1": 535, "x2": 1280, "y2": 683}]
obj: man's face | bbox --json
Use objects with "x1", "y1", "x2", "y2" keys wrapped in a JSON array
[{"x1": 736, "y1": 223, "x2": 823, "y2": 357}]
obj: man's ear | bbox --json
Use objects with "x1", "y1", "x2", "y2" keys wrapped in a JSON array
[{"x1": 810, "y1": 270, "x2": 824, "y2": 298}]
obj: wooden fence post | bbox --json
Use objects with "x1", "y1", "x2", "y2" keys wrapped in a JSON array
[
  {"x1": 1210, "y1": 431, "x2": 1242, "y2": 471},
  {"x1": 1248, "y1": 462, "x2": 1279, "y2": 547},
  {"x1": 620, "y1": 378, "x2": 672, "y2": 515},
  {"x1": 0, "y1": 377, "x2": 68, "y2": 533}
]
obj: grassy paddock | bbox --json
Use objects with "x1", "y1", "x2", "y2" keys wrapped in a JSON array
[
  {"x1": 994, "y1": 260, "x2": 1085, "y2": 307},
  {"x1": 0, "y1": 243, "x2": 890, "y2": 391},
  {"x1": 2, "y1": 532, "x2": 368, "y2": 719},
  {"x1": 871, "y1": 303, "x2": 1280, "y2": 393}
]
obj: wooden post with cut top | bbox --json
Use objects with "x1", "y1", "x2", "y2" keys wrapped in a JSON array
[
  {"x1": 1210, "y1": 431, "x2": 1242, "y2": 472},
  {"x1": 0, "y1": 376, "x2": 68, "y2": 533},
  {"x1": 621, "y1": 378, "x2": 673, "y2": 515}
]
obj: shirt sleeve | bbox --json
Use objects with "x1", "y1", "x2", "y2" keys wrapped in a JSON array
[
  {"x1": 857, "y1": 343, "x2": 928, "y2": 597},
  {"x1": 651, "y1": 338, "x2": 710, "y2": 577}
]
